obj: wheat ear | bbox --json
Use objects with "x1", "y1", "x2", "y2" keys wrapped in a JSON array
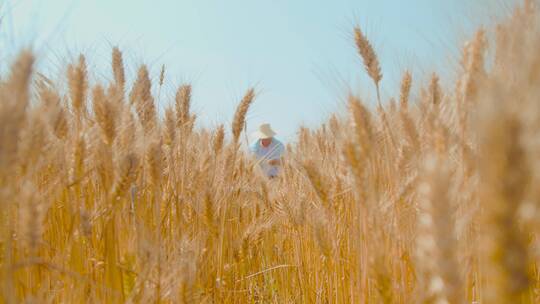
[
  {"x1": 231, "y1": 88, "x2": 255, "y2": 143},
  {"x1": 354, "y1": 27, "x2": 383, "y2": 105}
]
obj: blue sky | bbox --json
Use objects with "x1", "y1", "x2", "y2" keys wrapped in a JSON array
[{"x1": 1, "y1": 0, "x2": 517, "y2": 142}]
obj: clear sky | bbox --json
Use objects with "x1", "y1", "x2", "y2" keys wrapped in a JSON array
[{"x1": 1, "y1": 0, "x2": 517, "y2": 142}]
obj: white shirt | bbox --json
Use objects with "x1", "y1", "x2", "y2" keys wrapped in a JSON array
[{"x1": 250, "y1": 138, "x2": 285, "y2": 177}]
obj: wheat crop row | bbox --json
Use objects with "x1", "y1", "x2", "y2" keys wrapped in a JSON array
[{"x1": 1, "y1": 1, "x2": 540, "y2": 303}]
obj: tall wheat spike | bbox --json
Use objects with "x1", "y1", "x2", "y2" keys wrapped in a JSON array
[
  {"x1": 67, "y1": 55, "x2": 88, "y2": 119},
  {"x1": 112, "y1": 47, "x2": 126, "y2": 94},
  {"x1": 0, "y1": 51, "x2": 34, "y2": 176},
  {"x1": 354, "y1": 26, "x2": 383, "y2": 104},
  {"x1": 231, "y1": 88, "x2": 255, "y2": 143},
  {"x1": 130, "y1": 65, "x2": 157, "y2": 134},
  {"x1": 176, "y1": 84, "x2": 192, "y2": 128},
  {"x1": 399, "y1": 70, "x2": 412, "y2": 110}
]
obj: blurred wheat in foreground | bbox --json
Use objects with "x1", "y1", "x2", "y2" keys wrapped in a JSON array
[{"x1": 2, "y1": 1, "x2": 540, "y2": 303}]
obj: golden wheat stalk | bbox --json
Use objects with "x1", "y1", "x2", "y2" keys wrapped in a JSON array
[
  {"x1": 0, "y1": 51, "x2": 34, "y2": 176},
  {"x1": 112, "y1": 47, "x2": 126, "y2": 95},
  {"x1": 231, "y1": 88, "x2": 255, "y2": 143},
  {"x1": 130, "y1": 65, "x2": 157, "y2": 134},
  {"x1": 354, "y1": 26, "x2": 383, "y2": 104},
  {"x1": 67, "y1": 55, "x2": 88, "y2": 119},
  {"x1": 92, "y1": 85, "x2": 117, "y2": 145},
  {"x1": 175, "y1": 84, "x2": 192, "y2": 129},
  {"x1": 399, "y1": 71, "x2": 412, "y2": 110}
]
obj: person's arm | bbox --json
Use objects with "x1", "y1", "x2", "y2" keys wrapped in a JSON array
[
  {"x1": 267, "y1": 142, "x2": 285, "y2": 166},
  {"x1": 267, "y1": 159, "x2": 281, "y2": 166}
]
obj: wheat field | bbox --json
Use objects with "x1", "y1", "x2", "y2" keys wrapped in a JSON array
[{"x1": 1, "y1": 1, "x2": 540, "y2": 303}]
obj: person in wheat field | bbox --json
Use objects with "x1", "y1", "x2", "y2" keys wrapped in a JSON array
[{"x1": 250, "y1": 123, "x2": 285, "y2": 178}]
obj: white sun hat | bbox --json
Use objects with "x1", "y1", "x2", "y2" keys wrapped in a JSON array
[{"x1": 253, "y1": 123, "x2": 277, "y2": 139}]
